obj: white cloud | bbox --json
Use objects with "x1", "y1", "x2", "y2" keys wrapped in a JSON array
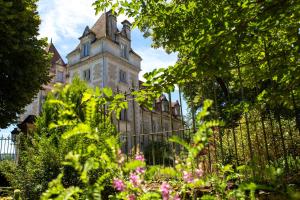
[
  {"x1": 38, "y1": 0, "x2": 132, "y2": 43},
  {"x1": 38, "y1": 0, "x2": 99, "y2": 43}
]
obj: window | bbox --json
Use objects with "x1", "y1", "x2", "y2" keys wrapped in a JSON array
[
  {"x1": 56, "y1": 71, "x2": 64, "y2": 82},
  {"x1": 83, "y1": 69, "x2": 90, "y2": 81},
  {"x1": 120, "y1": 43, "x2": 128, "y2": 59},
  {"x1": 82, "y1": 42, "x2": 90, "y2": 57},
  {"x1": 120, "y1": 109, "x2": 127, "y2": 121},
  {"x1": 119, "y1": 70, "x2": 127, "y2": 83},
  {"x1": 162, "y1": 99, "x2": 169, "y2": 112}
]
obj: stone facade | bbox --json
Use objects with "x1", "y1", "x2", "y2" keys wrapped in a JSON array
[{"x1": 67, "y1": 11, "x2": 141, "y2": 148}]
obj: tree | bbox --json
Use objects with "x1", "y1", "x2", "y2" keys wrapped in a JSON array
[
  {"x1": 93, "y1": 0, "x2": 300, "y2": 127},
  {"x1": 0, "y1": 0, "x2": 51, "y2": 128}
]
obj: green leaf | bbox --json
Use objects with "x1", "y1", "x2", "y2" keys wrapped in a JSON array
[
  {"x1": 102, "y1": 87, "x2": 113, "y2": 97},
  {"x1": 124, "y1": 160, "x2": 145, "y2": 172},
  {"x1": 82, "y1": 91, "x2": 92, "y2": 103},
  {"x1": 62, "y1": 123, "x2": 91, "y2": 139}
]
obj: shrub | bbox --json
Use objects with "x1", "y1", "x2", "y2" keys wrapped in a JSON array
[
  {"x1": 143, "y1": 141, "x2": 172, "y2": 166},
  {"x1": 0, "y1": 160, "x2": 16, "y2": 187},
  {"x1": 7, "y1": 78, "x2": 127, "y2": 199},
  {"x1": 41, "y1": 99, "x2": 260, "y2": 199}
]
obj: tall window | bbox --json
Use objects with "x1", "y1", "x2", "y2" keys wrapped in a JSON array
[
  {"x1": 120, "y1": 43, "x2": 128, "y2": 59},
  {"x1": 162, "y1": 99, "x2": 169, "y2": 112},
  {"x1": 83, "y1": 69, "x2": 90, "y2": 81},
  {"x1": 119, "y1": 70, "x2": 127, "y2": 83},
  {"x1": 82, "y1": 42, "x2": 90, "y2": 57},
  {"x1": 56, "y1": 71, "x2": 64, "y2": 82}
]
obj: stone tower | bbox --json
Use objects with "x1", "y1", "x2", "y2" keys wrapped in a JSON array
[{"x1": 66, "y1": 11, "x2": 142, "y2": 146}]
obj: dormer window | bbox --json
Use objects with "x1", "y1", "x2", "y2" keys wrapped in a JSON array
[
  {"x1": 120, "y1": 43, "x2": 128, "y2": 59},
  {"x1": 162, "y1": 98, "x2": 169, "y2": 112},
  {"x1": 82, "y1": 42, "x2": 90, "y2": 57}
]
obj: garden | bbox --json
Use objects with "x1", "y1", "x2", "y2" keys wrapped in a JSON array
[{"x1": 0, "y1": 0, "x2": 300, "y2": 199}]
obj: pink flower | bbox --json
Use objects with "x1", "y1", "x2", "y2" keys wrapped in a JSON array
[
  {"x1": 173, "y1": 193, "x2": 181, "y2": 200},
  {"x1": 135, "y1": 167, "x2": 145, "y2": 174},
  {"x1": 129, "y1": 173, "x2": 140, "y2": 187},
  {"x1": 128, "y1": 194, "x2": 136, "y2": 200},
  {"x1": 161, "y1": 182, "x2": 171, "y2": 200},
  {"x1": 183, "y1": 171, "x2": 194, "y2": 183},
  {"x1": 135, "y1": 154, "x2": 145, "y2": 162},
  {"x1": 195, "y1": 168, "x2": 204, "y2": 177},
  {"x1": 113, "y1": 178, "x2": 125, "y2": 191}
]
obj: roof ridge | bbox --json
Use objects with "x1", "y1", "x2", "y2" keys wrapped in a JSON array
[
  {"x1": 90, "y1": 12, "x2": 107, "y2": 39},
  {"x1": 47, "y1": 42, "x2": 66, "y2": 66}
]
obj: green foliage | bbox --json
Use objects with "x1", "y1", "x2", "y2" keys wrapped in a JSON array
[
  {"x1": 0, "y1": 0, "x2": 51, "y2": 128},
  {"x1": 13, "y1": 189, "x2": 21, "y2": 200},
  {"x1": 10, "y1": 132, "x2": 64, "y2": 199},
  {"x1": 38, "y1": 77, "x2": 127, "y2": 199},
  {"x1": 93, "y1": 0, "x2": 300, "y2": 128},
  {"x1": 0, "y1": 160, "x2": 17, "y2": 187},
  {"x1": 106, "y1": 100, "x2": 263, "y2": 199},
  {"x1": 7, "y1": 81, "x2": 289, "y2": 199},
  {"x1": 143, "y1": 141, "x2": 173, "y2": 166},
  {"x1": 2, "y1": 78, "x2": 127, "y2": 199},
  {"x1": 171, "y1": 100, "x2": 223, "y2": 162}
]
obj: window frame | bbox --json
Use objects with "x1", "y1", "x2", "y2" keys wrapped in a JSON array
[
  {"x1": 82, "y1": 42, "x2": 90, "y2": 57},
  {"x1": 119, "y1": 69, "x2": 127, "y2": 83},
  {"x1": 83, "y1": 69, "x2": 91, "y2": 81},
  {"x1": 120, "y1": 43, "x2": 128, "y2": 59},
  {"x1": 162, "y1": 100, "x2": 169, "y2": 112},
  {"x1": 56, "y1": 71, "x2": 64, "y2": 82}
]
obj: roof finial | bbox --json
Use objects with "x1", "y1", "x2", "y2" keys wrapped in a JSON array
[{"x1": 50, "y1": 38, "x2": 52, "y2": 44}]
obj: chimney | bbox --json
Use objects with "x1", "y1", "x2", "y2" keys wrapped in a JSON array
[
  {"x1": 107, "y1": 10, "x2": 117, "y2": 40},
  {"x1": 121, "y1": 20, "x2": 131, "y2": 40}
]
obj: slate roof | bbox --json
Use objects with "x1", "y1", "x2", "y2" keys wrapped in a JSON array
[
  {"x1": 68, "y1": 11, "x2": 142, "y2": 60},
  {"x1": 46, "y1": 42, "x2": 66, "y2": 66},
  {"x1": 90, "y1": 13, "x2": 107, "y2": 39}
]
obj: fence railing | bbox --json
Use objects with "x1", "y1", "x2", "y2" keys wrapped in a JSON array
[
  {"x1": 120, "y1": 112, "x2": 300, "y2": 175},
  {"x1": 0, "y1": 135, "x2": 18, "y2": 161}
]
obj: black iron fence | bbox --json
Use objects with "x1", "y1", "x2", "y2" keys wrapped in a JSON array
[
  {"x1": 0, "y1": 135, "x2": 19, "y2": 161},
  {"x1": 115, "y1": 86, "x2": 299, "y2": 177}
]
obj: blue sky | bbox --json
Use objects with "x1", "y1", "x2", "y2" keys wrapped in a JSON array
[{"x1": 0, "y1": 0, "x2": 187, "y2": 136}]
